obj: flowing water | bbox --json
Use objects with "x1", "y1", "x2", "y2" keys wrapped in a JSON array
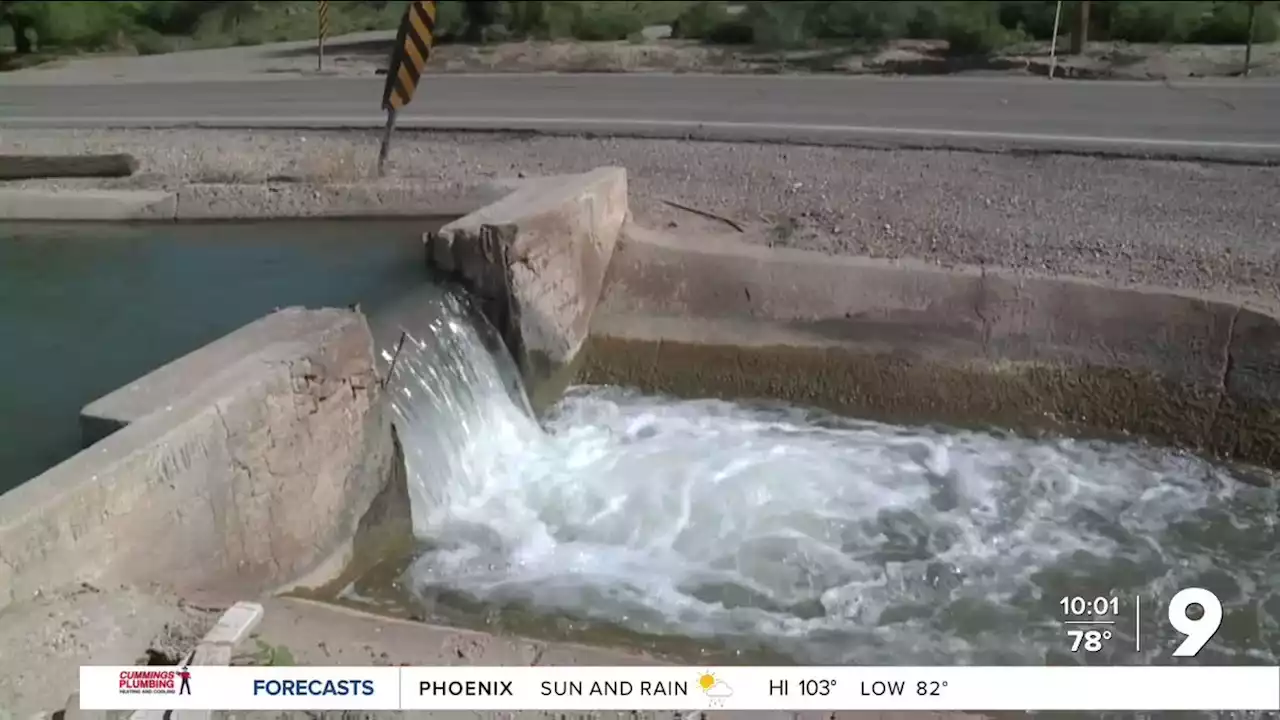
[{"x1": 378, "y1": 288, "x2": 1278, "y2": 671}]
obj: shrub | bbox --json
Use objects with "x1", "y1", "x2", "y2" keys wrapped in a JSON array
[
  {"x1": 743, "y1": 0, "x2": 810, "y2": 48},
  {"x1": 995, "y1": 0, "x2": 1058, "y2": 40},
  {"x1": 506, "y1": 0, "x2": 547, "y2": 38},
  {"x1": 1108, "y1": 0, "x2": 1201, "y2": 43},
  {"x1": 130, "y1": 25, "x2": 172, "y2": 54},
  {"x1": 804, "y1": 1, "x2": 914, "y2": 43},
  {"x1": 672, "y1": 1, "x2": 728, "y2": 38},
  {"x1": 20, "y1": 1, "x2": 138, "y2": 51},
  {"x1": 433, "y1": 0, "x2": 469, "y2": 41},
  {"x1": 939, "y1": 1, "x2": 1023, "y2": 55},
  {"x1": 707, "y1": 16, "x2": 755, "y2": 43},
  {"x1": 905, "y1": 2, "x2": 946, "y2": 39},
  {"x1": 1188, "y1": 0, "x2": 1279, "y2": 44},
  {"x1": 672, "y1": 1, "x2": 753, "y2": 43},
  {"x1": 569, "y1": 2, "x2": 646, "y2": 41}
]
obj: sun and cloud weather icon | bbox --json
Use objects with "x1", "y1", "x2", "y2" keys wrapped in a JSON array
[{"x1": 697, "y1": 672, "x2": 733, "y2": 707}]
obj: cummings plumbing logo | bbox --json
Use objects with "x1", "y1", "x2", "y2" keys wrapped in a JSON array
[{"x1": 119, "y1": 665, "x2": 192, "y2": 695}]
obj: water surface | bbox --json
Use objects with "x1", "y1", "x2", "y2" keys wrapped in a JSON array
[{"x1": 0, "y1": 219, "x2": 439, "y2": 493}]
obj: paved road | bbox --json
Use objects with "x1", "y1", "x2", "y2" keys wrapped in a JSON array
[{"x1": 4, "y1": 74, "x2": 1280, "y2": 158}]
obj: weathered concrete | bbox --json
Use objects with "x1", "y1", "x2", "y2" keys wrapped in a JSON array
[
  {"x1": 81, "y1": 309, "x2": 355, "y2": 446},
  {"x1": 0, "y1": 189, "x2": 176, "y2": 220},
  {"x1": 426, "y1": 167, "x2": 629, "y2": 407},
  {"x1": 585, "y1": 226, "x2": 1280, "y2": 469},
  {"x1": 0, "y1": 307, "x2": 397, "y2": 610}
]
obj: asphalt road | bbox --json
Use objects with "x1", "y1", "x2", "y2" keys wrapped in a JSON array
[{"x1": 3, "y1": 74, "x2": 1280, "y2": 159}]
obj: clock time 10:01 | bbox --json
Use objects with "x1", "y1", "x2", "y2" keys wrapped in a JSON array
[{"x1": 1060, "y1": 596, "x2": 1119, "y2": 616}]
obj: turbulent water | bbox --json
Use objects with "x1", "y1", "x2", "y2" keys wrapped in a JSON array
[{"x1": 382, "y1": 288, "x2": 1278, "y2": 668}]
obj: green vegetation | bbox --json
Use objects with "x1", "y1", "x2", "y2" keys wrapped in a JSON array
[
  {"x1": 0, "y1": 1, "x2": 412, "y2": 55},
  {"x1": 0, "y1": 0, "x2": 1274, "y2": 60},
  {"x1": 243, "y1": 637, "x2": 297, "y2": 666},
  {"x1": 668, "y1": 1, "x2": 1278, "y2": 54}
]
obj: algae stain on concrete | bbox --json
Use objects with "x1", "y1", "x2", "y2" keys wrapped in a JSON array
[{"x1": 577, "y1": 334, "x2": 1277, "y2": 473}]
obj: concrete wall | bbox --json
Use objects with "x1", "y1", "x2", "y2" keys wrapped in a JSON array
[
  {"x1": 425, "y1": 167, "x2": 628, "y2": 408},
  {"x1": 0, "y1": 307, "x2": 398, "y2": 609},
  {"x1": 583, "y1": 226, "x2": 1280, "y2": 470}
]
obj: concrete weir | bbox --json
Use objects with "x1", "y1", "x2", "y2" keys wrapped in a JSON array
[{"x1": 0, "y1": 165, "x2": 1276, "y2": 715}]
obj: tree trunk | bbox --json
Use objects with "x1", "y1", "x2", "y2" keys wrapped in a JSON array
[
  {"x1": 1070, "y1": 0, "x2": 1090, "y2": 56},
  {"x1": 5, "y1": 13, "x2": 33, "y2": 54},
  {"x1": 463, "y1": 0, "x2": 497, "y2": 43}
]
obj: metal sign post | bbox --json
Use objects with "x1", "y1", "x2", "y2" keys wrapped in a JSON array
[
  {"x1": 317, "y1": 0, "x2": 329, "y2": 72},
  {"x1": 378, "y1": 108, "x2": 399, "y2": 177},
  {"x1": 377, "y1": 0, "x2": 437, "y2": 177},
  {"x1": 1244, "y1": 0, "x2": 1260, "y2": 78},
  {"x1": 1048, "y1": 0, "x2": 1063, "y2": 79}
]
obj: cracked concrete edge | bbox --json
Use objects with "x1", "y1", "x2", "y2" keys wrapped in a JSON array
[
  {"x1": 0, "y1": 176, "x2": 539, "y2": 221},
  {"x1": 426, "y1": 166, "x2": 630, "y2": 405}
]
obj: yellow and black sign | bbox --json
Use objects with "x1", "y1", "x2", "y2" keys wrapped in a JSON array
[
  {"x1": 317, "y1": 0, "x2": 330, "y2": 41},
  {"x1": 381, "y1": 0, "x2": 437, "y2": 111}
]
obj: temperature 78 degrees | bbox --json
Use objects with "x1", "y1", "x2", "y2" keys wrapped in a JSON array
[{"x1": 1060, "y1": 589, "x2": 1223, "y2": 656}]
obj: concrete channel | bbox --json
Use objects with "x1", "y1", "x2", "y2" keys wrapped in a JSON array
[{"x1": 0, "y1": 166, "x2": 1276, "y2": 719}]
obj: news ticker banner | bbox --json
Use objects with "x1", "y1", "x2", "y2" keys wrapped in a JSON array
[{"x1": 85, "y1": 665, "x2": 1279, "y2": 712}]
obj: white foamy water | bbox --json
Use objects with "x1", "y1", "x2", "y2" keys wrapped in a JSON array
[{"x1": 382, "y1": 289, "x2": 1278, "y2": 667}]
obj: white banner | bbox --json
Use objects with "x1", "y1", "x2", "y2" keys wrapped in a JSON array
[{"x1": 83, "y1": 665, "x2": 1280, "y2": 712}]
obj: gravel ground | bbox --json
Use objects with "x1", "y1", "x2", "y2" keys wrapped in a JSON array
[
  {"x1": 0, "y1": 582, "x2": 217, "y2": 716},
  {"x1": 4, "y1": 128, "x2": 1278, "y2": 303}
]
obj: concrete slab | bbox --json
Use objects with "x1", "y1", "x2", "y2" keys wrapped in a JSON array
[
  {"x1": 199, "y1": 601, "x2": 264, "y2": 649},
  {"x1": 0, "y1": 189, "x2": 176, "y2": 220}
]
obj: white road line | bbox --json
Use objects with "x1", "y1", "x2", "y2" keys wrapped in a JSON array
[{"x1": 4, "y1": 114, "x2": 1278, "y2": 151}]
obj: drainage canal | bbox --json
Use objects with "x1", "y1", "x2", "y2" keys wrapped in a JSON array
[
  {"x1": 0, "y1": 219, "x2": 442, "y2": 493},
  {"x1": 370, "y1": 287, "x2": 1277, "y2": 669}
]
